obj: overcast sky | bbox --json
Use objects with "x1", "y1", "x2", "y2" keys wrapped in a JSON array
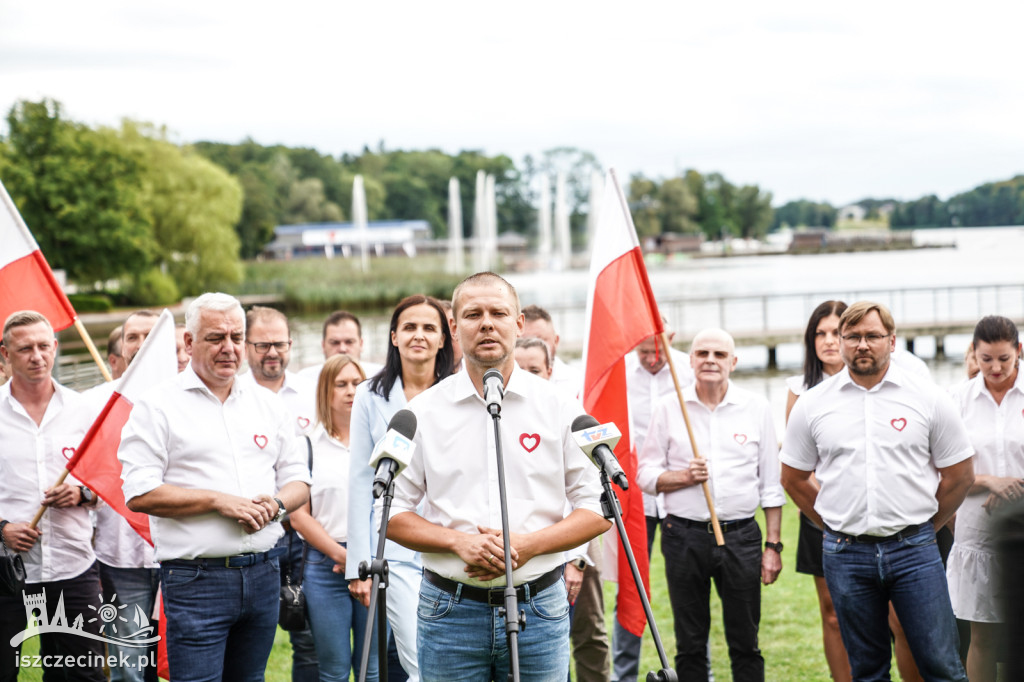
[{"x1": 3, "y1": 1, "x2": 1022, "y2": 206}]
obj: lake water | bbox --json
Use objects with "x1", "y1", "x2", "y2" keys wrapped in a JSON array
[{"x1": 63, "y1": 225, "x2": 1022, "y2": 433}]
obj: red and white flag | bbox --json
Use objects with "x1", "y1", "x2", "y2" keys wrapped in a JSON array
[
  {"x1": 0, "y1": 179, "x2": 76, "y2": 331},
  {"x1": 581, "y1": 169, "x2": 663, "y2": 637},
  {"x1": 66, "y1": 309, "x2": 177, "y2": 544}
]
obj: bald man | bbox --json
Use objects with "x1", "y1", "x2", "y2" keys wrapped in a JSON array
[{"x1": 637, "y1": 328, "x2": 784, "y2": 682}]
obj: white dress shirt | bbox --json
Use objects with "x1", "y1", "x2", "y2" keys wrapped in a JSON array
[
  {"x1": 237, "y1": 369, "x2": 316, "y2": 435},
  {"x1": 637, "y1": 382, "x2": 784, "y2": 522},
  {"x1": 550, "y1": 356, "x2": 583, "y2": 398},
  {"x1": 626, "y1": 348, "x2": 695, "y2": 518},
  {"x1": 0, "y1": 380, "x2": 96, "y2": 583},
  {"x1": 118, "y1": 366, "x2": 311, "y2": 561},
  {"x1": 390, "y1": 366, "x2": 603, "y2": 586},
  {"x1": 302, "y1": 425, "x2": 351, "y2": 543},
  {"x1": 781, "y1": 364, "x2": 973, "y2": 536}
]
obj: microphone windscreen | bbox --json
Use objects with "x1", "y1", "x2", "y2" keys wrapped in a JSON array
[
  {"x1": 388, "y1": 409, "x2": 417, "y2": 440},
  {"x1": 572, "y1": 414, "x2": 600, "y2": 433}
]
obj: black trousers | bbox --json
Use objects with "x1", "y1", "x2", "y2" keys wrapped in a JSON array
[
  {"x1": 661, "y1": 516, "x2": 764, "y2": 682},
  {"x1": 0, "y1": 561, "x2": 106, "y2": 682}
]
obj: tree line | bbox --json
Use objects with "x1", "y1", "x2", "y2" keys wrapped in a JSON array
[{"x1": 1, "y1": 97, "x2": 1021, "y2": 305}]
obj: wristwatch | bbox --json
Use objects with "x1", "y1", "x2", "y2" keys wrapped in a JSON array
[
  {"x1": 78, "y1": 486, "x2": 95, "y2": 506},
  {"x1": 764, "y1": 541, "x2": 784, "y2": 553},
  {"x1": 273, "y1": 497, "x2": 287, "y2": 523},
  {"x1": 571, "y1": 557, "x2": 587, "y2": 571}
]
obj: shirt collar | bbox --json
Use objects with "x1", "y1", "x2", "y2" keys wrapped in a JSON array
[
  {"x1": 967, "y1": 367, "x2": 1024, "y2": 401},
  {"x1": 452, "y1": 363, "x2": 528, "y2": 403},
  {"x1": 683, "y1": 379, "x2": 741, "y2": 407},
  {"x1": 181, "y1": 364, "x2": 242, "y2": 400},
  {"x1": 835, "y1": 361, "x2": 905, "y2": 392}
]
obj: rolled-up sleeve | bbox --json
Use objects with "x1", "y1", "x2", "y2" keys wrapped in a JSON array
[
  {"x1": 118, "y1": 398, "x2": 169, "y2": 503},
  {"x1": 562, "y1": 408, "x2": 603, "y2": 517}
]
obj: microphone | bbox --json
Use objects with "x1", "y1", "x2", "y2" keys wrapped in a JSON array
[
  {"x1": 367, "y1": 409, "x2": 417, "y2": 498},
  {"x1": 571, "y1": 414, "x2": 629, "y2": 490},
  {"x1": 483, "y1": 368, "x2": 505, "y2": 415}
]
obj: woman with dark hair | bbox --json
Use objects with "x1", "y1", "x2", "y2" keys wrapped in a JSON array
[
  {"x1": 785, "y1": 300, "x2": 850, "y2": 681},
  {"x1": 346, "y1": 295, "x2": 455, "y2": 681},
  {"x1": 947, "y1": 315, "x2": 1023, "y2": 682},
  {"x1": 288, "y1": 354, "x2": 377, "y2": 682}
]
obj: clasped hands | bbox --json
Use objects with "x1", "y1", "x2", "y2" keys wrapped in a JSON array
[
  {"x1": 216, "y1": 492, "x2": 281, "y2": 534},
  {"x1": 457, "y1": 525, "x2": 534, "y2": 582}
]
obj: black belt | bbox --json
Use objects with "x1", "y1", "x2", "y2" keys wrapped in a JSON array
[
  {"x1": 162, "y1": 547, "x2": 285, "y2": 569},
  {"x1": 667, "y1": 515, "x2": 754, "y2": 534},
  {"x1": 423, "y1": 566, "x2": 563, "y2": 607},
  {"x1": 825, "y1": 522, "x2": 930, "y2": 544}
]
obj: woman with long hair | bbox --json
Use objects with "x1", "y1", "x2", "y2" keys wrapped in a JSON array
[
  {"x1": 947, "y1": 315, "x2": 1023, "y2": 681},
  {"x1": 346, "y1": 295, "x2": 455, "y2": 680},
  {"x1": 786, "y1": 300, "x2": 850, "y2": 682},
  {"x1": 288, "y1": 354, "x2": 377, "y2": 682}
]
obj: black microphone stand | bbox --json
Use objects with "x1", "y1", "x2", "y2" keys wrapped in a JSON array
[
  {"x1": 488, "y1": 399, "x2": 523, "y2": 682},
  {"x1": 599, "y1": 473, "x2": 677, "y2": 682},
  {"x1": 357, "y1": 481, "x2": 394, "y2": 682}
]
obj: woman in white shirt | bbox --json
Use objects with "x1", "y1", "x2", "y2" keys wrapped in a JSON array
[
  {"x1": 948, "y1": 315, "x2": 1024, "y2": 682},
  {"x1": 289, "y1": 354, "x2": 377, "y2": 682},
  {"x1": 786, "y1": 300, "x2": 850, "y2": 682}
]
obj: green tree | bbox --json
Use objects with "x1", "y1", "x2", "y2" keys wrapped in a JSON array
[
  {"x1": 122, "y1": 123, "x2": 243, "y2": 296},
  {"x1": 0, "y1": 99, "x2": 157, "y2": 284},
  {"x1": 732, "y1": 184, "x2": 774, "y2": 239},
  {"x1": 658, "y1": 177, "x2": 699, "y2": 234},
  {"x1": 628, "y1": 174, "x2": 661, "y2": 239}
]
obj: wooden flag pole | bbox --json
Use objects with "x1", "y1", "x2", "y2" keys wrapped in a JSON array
[
  {"x1": 30, "y1": 319, "x2": 109, "y2": 528},
  {"x1": 659, "y1": 332, "x2": 725, "y2": 546},
  {"x1": 75, "y1": 318, "x2": 113, "y2": 383}
]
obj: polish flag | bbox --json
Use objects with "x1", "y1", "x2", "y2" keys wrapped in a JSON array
[
  {"x1": 0, "y1": 180, "x2": 76, "y2": 331},
  {"x1": 66, "y1": 309, "x2": 177, "y2": 542},
  {"x1": 581, "y1": 169, "x2": 663, "y2": 637}
]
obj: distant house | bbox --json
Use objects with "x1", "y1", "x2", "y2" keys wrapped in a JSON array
[
  {"x1": 838, "y1": 204, "x2": 866, "y2": 222},
  {"x1": 264, "y1": 220, "x2": 432, "y2": 259}
]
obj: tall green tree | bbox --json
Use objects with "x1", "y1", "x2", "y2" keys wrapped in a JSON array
[
  {"x1": 122, "y1": 123, "x2": 243, "y2": 297},
  {"x1": 0, "y1": 99, "x2": 157, "y2": 284}
]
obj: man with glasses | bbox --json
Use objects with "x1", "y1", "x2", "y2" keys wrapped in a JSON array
[
  {"x1": 240, "y1": 305, "x2": 319, "y2": 682},
  {"x1": 781, "y1": 301, "x2": 975, "y2": 681}
]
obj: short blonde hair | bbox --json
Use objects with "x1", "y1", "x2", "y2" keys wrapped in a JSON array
[
  {"x1": 838, "y1": 301, "x2": 895, "y2": 335},
  {"x1": 3, "y1": 311, "x2": 53, "y2": 348}
]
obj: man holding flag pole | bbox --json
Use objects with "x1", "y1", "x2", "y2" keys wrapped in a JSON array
[
  {"x1": 582, "y1": 169, "x2": 725, "y2": 679},
  {"x1": 0, "y1": 310, "x2": 105, "y2": 681}
]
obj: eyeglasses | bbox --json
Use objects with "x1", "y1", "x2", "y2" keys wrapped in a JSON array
[
  {"x1": 247, "y1": 340, "x2": 292, "y2": 353},
  {"x1": 841, "y1": 333, "x2": 889, "y2": 346}
]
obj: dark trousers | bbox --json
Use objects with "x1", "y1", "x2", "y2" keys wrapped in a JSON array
[
  {"x1": 662, "y1": 516, "x2": 763, "y2": 682},
  {"x1": 0, "y1": 562, "x2": 106, "y2": 682}
]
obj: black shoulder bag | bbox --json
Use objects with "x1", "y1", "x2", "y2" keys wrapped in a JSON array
[
  {"x1": 279, "y1": 436, "x2": 312, "y2": 631},
  {"x1": 0, "y1": 522, "x2": 26, "y2": 597}
]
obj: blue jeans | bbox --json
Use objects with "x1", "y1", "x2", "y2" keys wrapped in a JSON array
[
  {"x1": 99, "y1": 563, "x2": 160, "y2": 682},
  {"x1": 160, "y1": 555, "x2": 280, "y2": 682},
  {"x1": 304, "y1": 544, "x2": 378, "y2": 682},
  {"x1": 823, "y1": 523, "x2": 967, "y2": 682},
  {"x1": 417, "y1": 575, "x2": 571, "y2": 681}
]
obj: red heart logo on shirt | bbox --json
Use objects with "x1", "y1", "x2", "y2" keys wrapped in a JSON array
[
  {"x1": 61, "y1": 447, "x2": 76, "y2": 459},
  {"x1": 891, "y1": 418, "x2": 907, "y2": 432},
  {"x1": 297, "y1": 417, "x2": 310, "y2": 429},
  {"x1": 519, "y1": 433, "x2": 540, "y2": 453},
  {"x1": 254, "y1": 435, "x2": 269, "y2": 449},
  {"x1": 733, "y1": 434, "x2": 747, "y2": 445}
]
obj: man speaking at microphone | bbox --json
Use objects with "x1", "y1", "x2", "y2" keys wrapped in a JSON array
[{"x1": 387, "y1": 272, "x2": 611, "y2": 681}]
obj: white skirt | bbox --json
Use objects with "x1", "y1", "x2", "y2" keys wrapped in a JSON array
[{"x1": 946, "y1": 495, "x2": 1002, "y2": 623}]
